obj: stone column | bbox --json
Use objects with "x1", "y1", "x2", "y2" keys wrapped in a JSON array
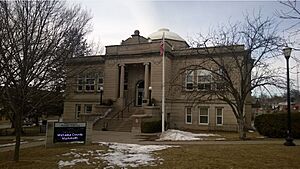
[
  {"x1": 144, "y1": 62, "x2": 149, "y2": 100},
  {"x1": 119, "y1": 64, "x2": 125, "y2": 98}
]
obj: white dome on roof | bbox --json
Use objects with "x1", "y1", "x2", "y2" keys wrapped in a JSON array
[{"x1": 148, "y1": 28, "x2": 186, "y2": 42}]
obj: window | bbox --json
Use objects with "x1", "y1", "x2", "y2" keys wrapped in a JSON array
[
  {"x1": 185, "y1": 107, "x2": 192, "y2": 124},
  {"x1": 197, "y1": 69, "x2": 212, "y2": 91},
  {"x1": 75, "y1": 104, "x2": 81, "y2": 119},
  {"x1": 84, "y1": 104, "x2": 92, "y2": 113},
  {"x1": 97, "y1": 76, "x2": 104, "y2": 92},
  {"x1": 85, "y1": 75, "x2": 95, "y2": 91},
  {"x1": 216, "y1": 107, "x2": 223, "y2": 125},
  {"x1": 199, "y1": 107, "x2": 209, "y2": 125},
  {"x1": 185, "y1": 70, "x2": 194, "y2": 90},
  {"x1": 214, "y1": 68, "x2": 226, "y2": 90},
  {"x1": 215, "y1": 82, "x2": 225, "y2": 90},
  {"x1": 77, "y1": 76, "x2": 84, "y2": 91},
  {"x1": 77, "y1": 73, "x2": 103, "y2": 92}
]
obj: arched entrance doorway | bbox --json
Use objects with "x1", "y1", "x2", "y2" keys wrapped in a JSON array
[{"x1": 136, "y1": 80, "x2": 144, "y2": 106}]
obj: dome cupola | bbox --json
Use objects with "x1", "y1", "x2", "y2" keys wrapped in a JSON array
[{"x1": 148, "y1": 28, "x2": 186, "y2": 42}]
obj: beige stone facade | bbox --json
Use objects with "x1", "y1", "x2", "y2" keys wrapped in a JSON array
[{"x1": 63, "y1": 29, "x2": 252, "y2": 132}]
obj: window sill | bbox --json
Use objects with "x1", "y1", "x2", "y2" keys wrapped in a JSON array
[
  {"x1": 199, "y1": 123, "x2": 209, "y2": 125},
  {"x1": 197, "y1": 89, "x2": 210, "y2": 91},
  {"x1": 184, "y1": 89, "x2": 194, "y2": 92}
]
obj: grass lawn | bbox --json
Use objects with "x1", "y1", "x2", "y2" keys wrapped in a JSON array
[
  {"x1": 1, "y1": 143, "x2": 299, "y2": 169},
  {"x1": 0, "y1": 145, "x2": 108, "y2": 169},
  {"x1": 149, "y1": 144, "x2": 300, "y2": 169}
]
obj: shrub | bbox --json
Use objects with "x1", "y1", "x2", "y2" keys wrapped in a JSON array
[
  {"x1": 254, "y1": 113, "x2": 300, "y2": 138},
  {"x1": 141, "y1": 120, "x2": 162, "y2": 133}
]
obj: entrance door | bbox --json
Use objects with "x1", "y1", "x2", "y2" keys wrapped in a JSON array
[{"x1": 136, "y1": 80, "x2": 144, "y2": 106}]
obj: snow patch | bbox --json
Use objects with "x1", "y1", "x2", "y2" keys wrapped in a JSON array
[
  {"x1": 36, "y1": 138, "x2": 45, "y2": 141},
  {"x1": 58, "y1": 158, "x2": 90, "y2": 169},
  {"x1": 0, "y1": 141, "x2": 28, "y2": 148},
  {"x1": 99, "y1": 142, "x2": 175, "y2": 168},
  {"x1": 57, "y1": 142, "x2": 177, "y2": 169},
  {"x1": 215, "y1": 138, "x2": 226, "y2": 141},
  {"x1": 157, "y1": 129, "x2": 220, "y2": 141}
]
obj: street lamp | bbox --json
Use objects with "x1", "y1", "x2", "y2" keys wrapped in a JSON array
[
  {"x1": 100, "y1": 86, "x2": 103, "y2": 105},
  {"x1": 283, "y1": 47, "x2": 296, "y2": 146},
  {"x1": 148, "y1": 86, "x2": 152, "y2": 106}
]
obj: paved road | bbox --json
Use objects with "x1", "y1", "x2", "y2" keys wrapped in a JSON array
[{"x1": 1, "y1": 130, "x2": 299, "y2": 152}]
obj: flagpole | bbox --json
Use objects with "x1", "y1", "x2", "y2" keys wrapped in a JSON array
[{"x1": 162, "y1": 32, "x2": 165, "y2": 132}]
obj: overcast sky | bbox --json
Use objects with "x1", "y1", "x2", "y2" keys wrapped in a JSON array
[
  {"x1": 71, "y1": 0, "x2": 297, "y2": 45},
  {"x1": 70, "y1": 0, "x2": 299, "y2": 94}
]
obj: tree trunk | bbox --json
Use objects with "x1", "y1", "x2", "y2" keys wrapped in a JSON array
[
  {"x1": 14, "y1": 112, "x2": 22, "y2": 162},
  {"x1": 10, "y1": 114, "x2": 15, "y2": 128},
  {"x1": 237, "y1": 118, "x2": 246, "y2": 140},
  {"x1": 34, "y1": 116, "x2": 39, "y2": 126},
  {"x1": 11, "y1": 121, "x2": 15, "y2": 128}
]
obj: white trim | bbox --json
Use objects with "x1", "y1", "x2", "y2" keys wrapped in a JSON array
[
  {"x1": 199, "y1": 107, "x2": 209, "y2": 125},
  {"x1": 185, "y1": 70, "x2": 194, "y2": 91},
  {"x1": 197, "y1": 69, "x2": 212, "y2": 91},
  {"x1": 84, "y1": 104, "x2": 92, "y2": 113},
  {"x1": 75, "y1": 104, "x2": 81, "y2": 119},
  {"x1": 185, "y1": 107, "x2": 192, "y2": 124},
  {"x1": 97, "y1": 76, "x2": 104, "y2": 92},
  {"x1": 216, "y1": 107, "x2": 223, "y2": 126},
  {"x1": 77, "y1": 76, "x2": 84, "y2": 92},
  {"x1": 85, "y1": 75, "x2": 95, "y2": 92}
]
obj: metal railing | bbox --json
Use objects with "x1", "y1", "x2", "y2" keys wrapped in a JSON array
[
  {"x1": 111, "y1": 99, "x2": 135, "y2": 119},
  {"x1": 92, "y1": 108, "x2": 112, "y2": 125}
]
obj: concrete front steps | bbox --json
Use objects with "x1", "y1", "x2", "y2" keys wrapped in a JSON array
[
  {"x1": 93, "y1": 107, "x2": 144, "y2": 132},
  {"x1": 93, "y1": 117, "x2": 132, "y2": 132}
]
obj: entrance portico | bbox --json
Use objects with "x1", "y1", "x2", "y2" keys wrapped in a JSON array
[{"x1": 118, "y1": 62, "x2": 151, "y2": 107}]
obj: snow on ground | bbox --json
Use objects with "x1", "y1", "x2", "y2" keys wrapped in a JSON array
[
  {"x1": 99, "y1": 142, "x2": 176, "y2": 168},
  {"x1": 157, "y1": 129, "x2": 221, "y2": 141},
  {"x1": 58, "y1": 158, "x2": 90, "y2": 168},
  {"x1": 57, "y1": 142, "x2": 177, "y2": 169},
  {"x1": 0, "y1": 141, "x2": 28, "y2": 148},
  {"x1": 36, "y1": 138, "x2": 45, "y2": 141}
]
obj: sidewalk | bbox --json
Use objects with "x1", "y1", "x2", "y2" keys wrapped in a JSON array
[
  {"x1": 1, "y1": 130, "x2": 299, "y2": 152},
  {"x1": 0, "y1": 135, "x2": 45, "y2": 152}
]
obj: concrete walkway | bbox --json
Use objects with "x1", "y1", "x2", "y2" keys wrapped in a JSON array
[
  {"x1": 1, "y1": 130, "x2": 299, "y2": 152},
  {"x1": 0, "y1": 135, "x2": 45, "y2": 152}
]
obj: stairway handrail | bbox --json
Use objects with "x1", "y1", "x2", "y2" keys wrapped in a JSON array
[
  {"x1": 111, "y1": 99, "x2": 135, "y2": 119},
  {"x1": 92, "y1": 108, "x2": 112, "y2": 125}
]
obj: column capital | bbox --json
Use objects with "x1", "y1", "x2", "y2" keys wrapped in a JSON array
[
  {"x1": 119, "y1": 63, "x2": 125, "y2": 67},
  {"x1": 143, "y1": 62, "x2": 150, "y2": 66}
]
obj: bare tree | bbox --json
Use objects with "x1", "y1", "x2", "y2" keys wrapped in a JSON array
[
  {"x1": 89, "y1": 38, "x2": 105, "y2": 55},
  {"x1": 0, "y1": 0, "x2": 91, "y2": 161},
  {"x1": 279, "y1": 0, "x2": 300, "y2": 31},
  {"x1": 277, "y1": 0, "x2": 300, "y2": 69},
  {"x1": 172, "y1": 14, "x2": 284, "y2": 139}
]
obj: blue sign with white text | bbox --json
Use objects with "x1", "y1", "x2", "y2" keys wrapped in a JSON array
[{"x1": 53, "y1": 122, "x2": 86, "y2": 143}]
